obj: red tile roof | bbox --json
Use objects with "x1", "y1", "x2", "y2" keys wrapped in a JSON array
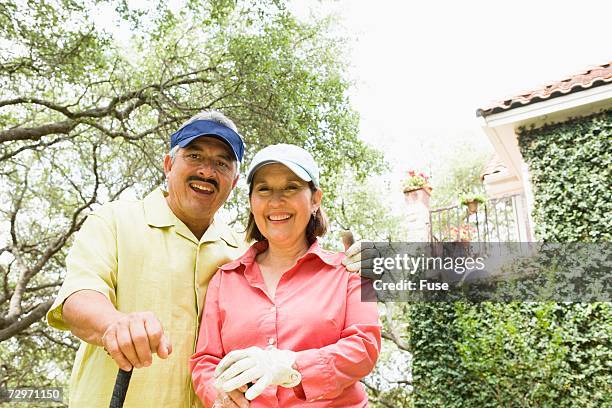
[{"x1": 477, "y1": 62, "x2": 612, "y2": 117}]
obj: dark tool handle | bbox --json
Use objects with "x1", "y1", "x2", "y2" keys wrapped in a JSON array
[{"x1": 109, "y1": 368, "x2": 132, "y2": 408}]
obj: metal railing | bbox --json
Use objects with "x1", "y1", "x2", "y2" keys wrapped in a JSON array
[{"x1": 429, "y1": 194, "x2": 532, "y2": 243}]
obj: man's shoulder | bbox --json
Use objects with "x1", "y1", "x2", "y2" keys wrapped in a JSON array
[
  {"x1": 92, "y1": 196, "x2": 143, "y2": 218},
  {"x1": 212, "y1": 218, "x2": 249, "y2": 249},
  {"x1": 85, "y1": 196, "x2": 146, "y2": 231}
]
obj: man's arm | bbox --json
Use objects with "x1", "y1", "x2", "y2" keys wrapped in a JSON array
[
  {"x1": 342, "y1": 241, "x2": 379, "y2": 278},
  {"x1": 63, "y1": 290, "x2": 122, "y2": 346},
  {"x1": 63, "y1": 290, "x2": 171, "y2": 371}
]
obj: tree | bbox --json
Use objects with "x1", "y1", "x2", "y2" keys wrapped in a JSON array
[
  {"x1": 322, "y1": 167, "x2": 406, "y2": 249},
  {"x1": 0, "y1": 0, "x2": 384, "y2": 389},
  {"x1": 365, "y1": 302, "x2": 413, "y2": 408},
  {"x1": 429, "y1": 142, "x2": 490, "y2": 209}
]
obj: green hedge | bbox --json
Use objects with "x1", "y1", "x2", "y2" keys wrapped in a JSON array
[
  {"x1": 409, "y1": 110, "x2": 611, "y2": 407},
  {"x1": 409, "y1": 302, "x2": 610, "y2": 407}
]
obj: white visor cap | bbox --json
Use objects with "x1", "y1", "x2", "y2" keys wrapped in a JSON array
[{"x1": 246, "y1": 144, "x2": 320, "y2": 187}]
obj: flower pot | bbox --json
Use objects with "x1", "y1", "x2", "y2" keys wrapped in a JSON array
[
  {"x1": 403, "y1": 187, "x2": 431, "y2": 207},
  {"x1": 465, "y1": 200, "x2": 479, "y2": 214}
]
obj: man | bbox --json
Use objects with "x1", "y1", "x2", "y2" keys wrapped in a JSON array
[{"x1": 47, "y1": 111, "x2": 371, "y2": 408}]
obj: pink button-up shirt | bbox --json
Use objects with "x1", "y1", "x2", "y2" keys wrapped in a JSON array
[{"x1": 190, "y1": 240, "x2": 381, "y2": 407}]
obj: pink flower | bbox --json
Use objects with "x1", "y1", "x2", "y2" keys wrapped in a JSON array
[{"x1": 403, "y1": 169, "x2": 432, "y2": 192}]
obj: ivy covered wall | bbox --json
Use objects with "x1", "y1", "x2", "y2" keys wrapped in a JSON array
[
  {"x1": 407, "y1": 109, "x2": 611, "y2": 408},
  {"x1": 409, "y1": 302, "x2": 610, "y2": 407},
  {"x1": 518, "y1": 110, "x2": 611, "y2": 242}
]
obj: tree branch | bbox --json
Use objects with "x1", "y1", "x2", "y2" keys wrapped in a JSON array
[
  {"x1": 0, "y1": 67, "x2": 217, "y2": 145},
  {"x1": 83, "y1": 118, "x2": 178, "y2": 140},
  {"x1": 0, "y1": 120, "x2": 77, "y2": 143},
  {"x1": 380, "y1": 302, "x2": 411, "y2": 352},
  {"x1": 26, "y1": 329, "x2": 79, "y2": 351},
  {"x1": 362, "y1": 379, "x2": 398, "y2": 408},
  {"x1": 0, "y1": 300, "x2": 54, "y2": 342},
  {"x1": 9, "y1": 171, "x2": 28, "y2": 247},
  {"x1": 4, "y1": 144, "x2": 100, "y2": 325},
  {"x1": 0, "y1": 280, "x2": 61, "y2": 307},
  {"x1": 0, "y1": 263, "x2": 8, "y2": 305},
  {"x1": 0, "y1": 135, "x2": 73, "y2": 162},
  {"x1": 0, "y1": 97, "x2": 73, "y2": 116},
  {"x1": 381, "y1": 330, "x2": 411, "y2": 352}
]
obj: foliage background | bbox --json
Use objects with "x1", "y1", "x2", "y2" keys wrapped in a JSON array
[
  {"x1": 1, "y1": 1, "x2": 610, "y2": 407},
  {"x1": 400, "y1": 111, "x2": 611, "y2": 408},
  {"x1": 0, "y1": 1, "x2": 399, "y2": 405},
  {"x1": 518, "y1": 110, "x2": 611, "y2": 242}
]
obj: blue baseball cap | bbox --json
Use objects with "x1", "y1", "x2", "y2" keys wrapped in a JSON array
[
  {"x1": 170, "y1": 120, "x2": 245, "y2": 162},
  {"x1": 246, "y1": 144, "x2": 320, "y2": 187}
]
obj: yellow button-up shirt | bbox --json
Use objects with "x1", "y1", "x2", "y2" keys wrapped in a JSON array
[{"x1": 46, "y1": 188, "x2": 248, "y2": 407}]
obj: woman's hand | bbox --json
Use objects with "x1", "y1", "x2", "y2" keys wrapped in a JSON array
[
  {"x1": 212, "y1": 385, "x2": 249, "y2": 408},
  {"x1": 214, "y1": 346, "x2": 301, "y2": 400}
]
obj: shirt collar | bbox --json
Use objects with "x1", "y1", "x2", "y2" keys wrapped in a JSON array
[
  {"x1": 144, "y1": 188, "x2": 175, "y2": 228},
  {"x1": 201, "y1": 218, "x2": 239, "y2": 248},
  {"x1": 220, "y1": 239, "x2": 341, "y2": 272},
  {"x1": 144, "y1": 187, "x2": 239, "y2": 247}
]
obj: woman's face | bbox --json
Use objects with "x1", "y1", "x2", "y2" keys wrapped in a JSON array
[{"x1": 250, "y1": 163, "x2": 322, "y2": 247}]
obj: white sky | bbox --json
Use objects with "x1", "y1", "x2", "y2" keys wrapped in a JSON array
[{"x1": 290, "y1": 0, "x2": 611, "y2": 182}]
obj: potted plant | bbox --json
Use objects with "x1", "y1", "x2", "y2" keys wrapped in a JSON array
[
  {"x1": 402, "y1": 170, "x2": 432, "y2": 206},
  {"x1": 402, "y1": 170, "x2": 432, "y2": 193},
  {"x1": 459, "y1": 192, "x2": 486, "y2": 214}
]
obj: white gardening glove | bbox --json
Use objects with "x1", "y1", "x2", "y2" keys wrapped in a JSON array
[
  {"x1": 214, "y1": 346, "x2": 301, "y2": 401},
  {"x1": 342, "y1": 240, "x2": 380, "y2": 278}
]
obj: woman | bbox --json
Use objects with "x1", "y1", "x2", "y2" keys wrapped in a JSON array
[{"x1": 190, "y1": 144, "x2": 381, "y2": 407}]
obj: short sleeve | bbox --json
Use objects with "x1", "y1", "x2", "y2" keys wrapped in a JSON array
[{"x1": 46, "y1": 208, "x2": 119, "y2": 330}]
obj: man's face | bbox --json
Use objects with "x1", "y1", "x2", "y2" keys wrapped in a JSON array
[{"x1": 163, "y1": 137, "x2": 238, "y2": 226}]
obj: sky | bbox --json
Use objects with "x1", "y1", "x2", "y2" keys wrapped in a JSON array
[{"x1": 289, "y1": 0, "x2": 611, "y2": 186}]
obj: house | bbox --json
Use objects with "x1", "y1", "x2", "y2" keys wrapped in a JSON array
[
  {"x1": 477, "y1": 62, "x2": 612, "y2": 241},
  {"x1": 403, "y1": 62, "x2": 611, "y2": 243}
]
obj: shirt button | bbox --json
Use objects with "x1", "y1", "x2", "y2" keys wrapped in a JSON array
[
  {"x1": 268, "y1": 338, "x2": 276, "y2": 345},
  {"x1": 270, "y1": 306, "x2": 276, "y2": 312}
]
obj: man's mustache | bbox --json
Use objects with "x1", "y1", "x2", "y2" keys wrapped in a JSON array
[{"x1": 187, "y1": 176, "x2": 218, "y2": 190}]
